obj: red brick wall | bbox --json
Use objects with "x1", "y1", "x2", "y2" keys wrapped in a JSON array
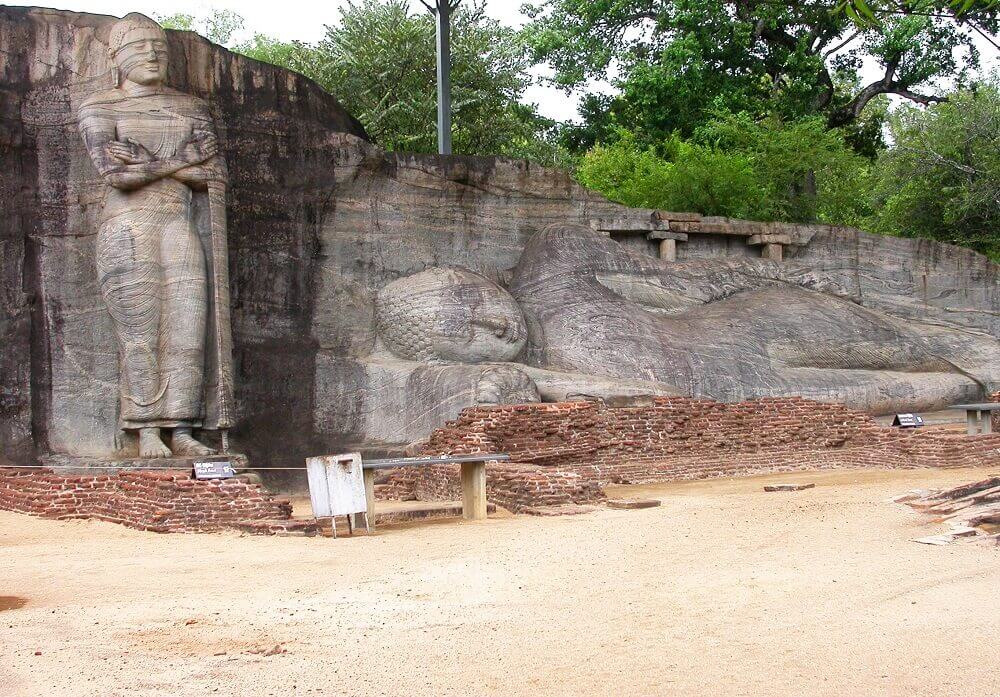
[
  {"x1": 384, "y1": 397, "x2": 1000, "y2": 513},
  {"x1": 0, "y1": 469, "x2": 292, "y2": 533},
  {"x1": 992, "y1": 392, "x2": 1000, "y2": 432}
]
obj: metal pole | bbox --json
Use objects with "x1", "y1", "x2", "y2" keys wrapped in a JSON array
[{"x1": 435, "y1": 0, "x2": 452, "y2": 155}]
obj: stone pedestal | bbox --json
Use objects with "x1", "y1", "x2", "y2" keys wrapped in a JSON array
[{"x1": 39, "y1": 452, "x2": 249, "y2": 475}]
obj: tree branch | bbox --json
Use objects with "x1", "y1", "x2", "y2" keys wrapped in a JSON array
[
  {"x1": 891, "y1": 88, "x2": 949, "y2": 107},
  {"x1": 822, "y1": 29, "x2": 861, "y2": 57},
  {"x1": 828, "y1": 54, "x2": 907, "y2": 126}
]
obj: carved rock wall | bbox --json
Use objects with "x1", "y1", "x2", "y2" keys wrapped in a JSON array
[
  {"x1": 0, "y1": 7, "x2": 366, "y2": 467},
  {"x1": 3, "y1": 7, "x2": 998, "y2": 484}
]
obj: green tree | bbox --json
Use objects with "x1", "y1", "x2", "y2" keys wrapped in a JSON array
[
  {"x1": 870, "y1": 80, "x2": 1000, "y2": 261},
  {"x1": 235, "y1": 0, "x2": 565, "y2": 162},
  {"x1": 577, "y1": 113, "x2": 872, "y2": 224},
  {"x1": 156, "y1": 9, "x2": 245, "y2": 46},
  {"x1": 160, "y1": 3, "x2": 566, "y2": 164},
  {"x1": 524, "y1": 0, "x2": 998, "y2": 153}
]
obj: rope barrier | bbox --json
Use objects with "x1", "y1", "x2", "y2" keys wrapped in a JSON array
[
  {"x1": 0, "y1": 464, "x2": 307, "y2": 470},
  {"x1": 0, "y1": 454, "x2": 511, "y2": 471}
]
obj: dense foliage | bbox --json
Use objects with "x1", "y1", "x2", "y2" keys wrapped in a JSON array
[
  {"x1": 577, "y1": 113, "x2": 872, "y2": 224},
  {"x1": 162, "y1": 2, "x2": 564, "y2": 162},
  {"x1": 523, "y1": 0, "x2": 998, "y2": 154},
  {"x1": 870, "y1": 81, "x2": 1000, "y2": 261}
]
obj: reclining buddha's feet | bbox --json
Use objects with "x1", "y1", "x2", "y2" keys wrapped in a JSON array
[{"x1": 172, "y1": 427, "x2": 217, "y2": 457}]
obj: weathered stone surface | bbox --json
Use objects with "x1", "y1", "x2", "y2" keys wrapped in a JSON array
[
  {"x1": 77, "y1": 13, "x2": 233, "y2": 459},
  {"x1": 607, "y1": 498, "x2": 662, "y2": 509},
  {"x1": 764, "y1": 483, "x2": 816, "y2": 492},
  {"x1": 3, "y1": 7, "x2": 999, "y2": 484},
  {"x1": 0, "y1": 6, "x2": 367, "y2": 473},
  {"x1": 508, "y1": 223, "x2": 999, "y2": 412},
  {"x1": 376, "y1": 267, "x2": 528, "y2": 363}
]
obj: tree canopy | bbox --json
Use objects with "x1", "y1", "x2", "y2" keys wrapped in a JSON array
[
  {"x1": 523, "y1": 0, "x2": 998, "y2": 152},
  {"x1": 162, "y1": 1, "x2": 561, "y2": 162},
  {"x1": 870, "y1": 79, "x2": 1000, "y2": 261}
]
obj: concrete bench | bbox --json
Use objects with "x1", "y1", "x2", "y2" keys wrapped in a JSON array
[
  {"x1": 360, "y1": 454, "x2": 509, "y2": 530},
  {"x1": 951, "y1": 403, "x2": 1000, "y2": 435}
]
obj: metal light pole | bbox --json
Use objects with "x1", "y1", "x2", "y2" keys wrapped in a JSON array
[{"x1": 420, "y1": 0, "x2": 461, "y2": 155}]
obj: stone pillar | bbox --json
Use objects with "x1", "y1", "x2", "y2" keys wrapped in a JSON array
[
  {"x1": 748, "y1": 233, "x2": 792, "y2": 262},
  {"x1": 762, "y1": 243, "x2": 783, "y2": 262},
  {"x1": 647, "y1": 231, "x2": 688, "y2": 262}
]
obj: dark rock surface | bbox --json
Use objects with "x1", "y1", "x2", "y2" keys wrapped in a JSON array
[{"x1": 0, "y1": 6, "x2": 366, "y2": 473}]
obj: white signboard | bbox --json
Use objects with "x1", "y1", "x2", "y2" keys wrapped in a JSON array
[{"x1": 306, "y1": 453, "x2": 366, "y2": 518}]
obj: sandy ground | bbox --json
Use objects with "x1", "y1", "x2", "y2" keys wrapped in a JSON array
[{"x1": 2, "y1": 467, "x2": 999, "y2": 697}]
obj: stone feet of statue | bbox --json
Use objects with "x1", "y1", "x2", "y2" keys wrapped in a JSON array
[
  {"x1": 139, "y1": 427, "x2": 173, "y2": 458},
  {"x1": 172, "y1": 427, "x2": 217, "y2": 456}
]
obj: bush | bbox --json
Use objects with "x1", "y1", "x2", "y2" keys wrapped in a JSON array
[
  {"x1": 577, "y1": 113, "x2": 872, "y2": 225},
  {"x1": 869, "y1": 81, "x2": 1000, "y2": 261}
]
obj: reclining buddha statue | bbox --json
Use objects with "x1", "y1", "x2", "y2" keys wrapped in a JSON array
[{"x1": 371, "y1": 222, "x2": 999, "y2": 415}]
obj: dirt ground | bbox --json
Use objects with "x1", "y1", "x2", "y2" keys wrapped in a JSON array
[{"x1": 3, "y1": 467, "x2": 999, "y2": 697}]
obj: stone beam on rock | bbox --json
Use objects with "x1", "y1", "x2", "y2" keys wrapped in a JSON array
[{"x1": 646, "y1": 231, "x2": 689, "y2": 262}]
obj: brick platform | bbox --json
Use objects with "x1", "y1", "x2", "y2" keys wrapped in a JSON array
[
  {"x1": 381, "y1": 397, "x2": 1000, "y2": 513},
  {"x1": 0, "y1": 468, "x2": 293, "y2": 533}
]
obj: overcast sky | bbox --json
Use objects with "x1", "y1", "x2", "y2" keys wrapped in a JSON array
[{"x1": 27, "y1": 0, "x2": 1000, "y2": 123}]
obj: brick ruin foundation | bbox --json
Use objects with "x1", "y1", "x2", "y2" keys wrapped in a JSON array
[
  {"x1": 379, "y1": 397, "x2": 1000, "y2": 513},
  {"x1": 0, "y1": 469, "x2": 293, "y2": 533},
  {"x1": 3, "y1": 395, "x2": 999, "y2": 531}
]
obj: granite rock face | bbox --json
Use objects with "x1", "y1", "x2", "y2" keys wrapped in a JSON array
[
  {"x1": 509, "y1": 223, "x2": 998, "y2": 412},
  {"x1": 2, "y1": 7, "x2": 998, "y2": 484},
  {"x1": 1, "y1": 6, "x2": 366, "y2": 471}
]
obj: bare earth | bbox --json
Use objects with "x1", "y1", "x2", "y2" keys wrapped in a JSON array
[{"x1": 3, "y1": 467, "x2": 999, "y2": 697}]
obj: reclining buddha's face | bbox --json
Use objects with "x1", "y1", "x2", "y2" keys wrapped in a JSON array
[{"x1": 376, "y1": 268, "x2": 527, "y2": 363}]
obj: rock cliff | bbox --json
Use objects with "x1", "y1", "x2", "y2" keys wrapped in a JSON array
[{"x1": 2, "y1": 7, "x2": 997, "y2": 486}]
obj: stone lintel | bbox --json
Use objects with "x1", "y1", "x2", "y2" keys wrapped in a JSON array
[
  {"x1": 654, "y1": 210, "x2": 702, "y2": 223},
  {"x1": 747, "y1": 233, "x2": 793, "y2": 246},
  {"x1": 646, "y1": 231, "x2": 688, "y2": 242},
  {"x1": 590, "y1": 216, "x2": 669, "y2": 233}
]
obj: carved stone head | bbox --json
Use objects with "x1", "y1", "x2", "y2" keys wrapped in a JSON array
[
  {"x1": 376, "y1": 268, "x2": 527, "y2": 363},
  {"x1": 108, "y1": 13, "x2": 168, "y2": 87}
]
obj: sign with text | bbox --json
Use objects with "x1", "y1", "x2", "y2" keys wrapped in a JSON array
[
  {"x1": 193, "y1": 460, "x2": 237, "y2": 480},
  {"x1": 892, "y1": 413, "x2": 925, "y2": 428}
]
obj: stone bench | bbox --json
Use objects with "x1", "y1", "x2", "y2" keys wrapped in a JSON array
[
  {"x1": 360, "y1": 454, "x2": 510, "y2": 530},
  {"x1": 951, "y1": 403, "x2": 1000, "y2": 435}
]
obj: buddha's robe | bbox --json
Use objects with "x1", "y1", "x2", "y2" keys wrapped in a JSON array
[{"x1": 79, "y1": 87, "x2": 230, "y2": 429}]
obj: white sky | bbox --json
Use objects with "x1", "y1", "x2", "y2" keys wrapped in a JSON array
[{"x1": 21, "y1": 0, "x2": 1000, "y2": 124}]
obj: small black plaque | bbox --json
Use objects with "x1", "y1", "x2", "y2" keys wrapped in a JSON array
[
  {"x1": 193, "y1": 460, "x2": 237, "y2": 480},
  {"x1": 892, "y1": 413, "x2": 924, "y2": 428}
]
